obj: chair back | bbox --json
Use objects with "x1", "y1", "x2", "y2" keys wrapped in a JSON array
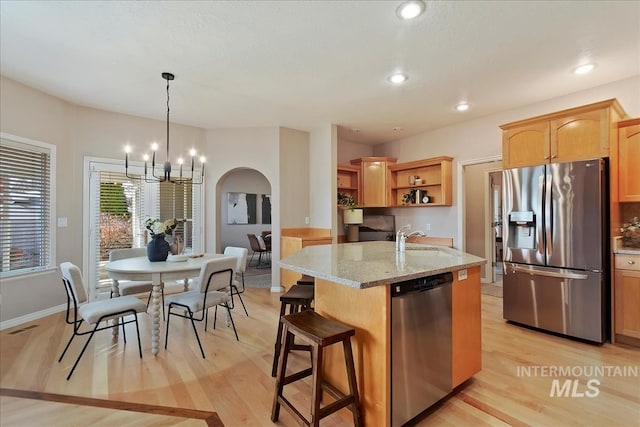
[
  {"x1": 223, "y1": 246, "x2": 249, "y2": 274},
  {"x1": 109, "y1": 247, "x2": 147, "y2": 261},
  {"x1": 197, "y1": 257, "x2": 236, "y2": 293},
  {"x1": 247, "y1": 233, "x2": 263, "y2": 252},
  {"x1": 60, "y1": 262, "x2": 88, "y2": 304}
]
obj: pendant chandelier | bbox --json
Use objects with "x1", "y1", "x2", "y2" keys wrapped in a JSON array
[{"x1": 125, "y1": 72, "x2": 204, "y2": 185}]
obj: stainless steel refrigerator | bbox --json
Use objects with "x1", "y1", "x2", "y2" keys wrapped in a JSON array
[{"x1": 502, "y1": 159, "x2": 608, "y2": 343}]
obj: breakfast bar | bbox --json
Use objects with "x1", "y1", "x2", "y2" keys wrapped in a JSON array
[{"x1": 279, "y1": 241, "x2": 485, "y2": 426}]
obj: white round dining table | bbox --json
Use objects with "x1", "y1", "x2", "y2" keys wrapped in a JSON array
[{"x1": 104, "y1": 253, "x2": 232, "y2": 355}]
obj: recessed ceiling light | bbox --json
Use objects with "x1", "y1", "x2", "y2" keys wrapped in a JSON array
[
  {"x1": 396, "y1": 0, "x2": 426, "y2": 20},
  {"x1": 455, "y1": 102, "x2": 470, "y2": 112},
  {"x1": 389, "y1": 73, "x2": 408, "y2": 84},
  {"x1": 573, "y1": 63, "x2": 596, "y2": 75}
]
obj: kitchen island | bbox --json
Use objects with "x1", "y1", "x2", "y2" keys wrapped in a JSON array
[{"x1": 279, "y1": 241, "x2": 485, "y2": 426}]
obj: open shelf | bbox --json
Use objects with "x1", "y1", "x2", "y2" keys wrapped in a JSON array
[{"x1": 388, "y1": 156, "x2": 453, "y2": 207}]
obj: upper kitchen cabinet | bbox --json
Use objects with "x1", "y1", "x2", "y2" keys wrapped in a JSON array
[
  {"x1": 337, "y1": 164, "x2": 361, "y2": 206},
  {"x1": 501, "y1": 99, "x2": 628, "y2": 169},
  {"x1": 350, "y1": 157, "x2": 397, "y2": 207},
  {"x1": 616, "y1": 118, "x2": 640, "y2": 202},
  {"x1": 388, "y1": 156, "x2": 453, "y2": 207}
]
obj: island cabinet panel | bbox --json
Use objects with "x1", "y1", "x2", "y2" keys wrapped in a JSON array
[
  {"x1": 452, "y1": 265, "x2": 482, "y2": 388},
  {"x1": 350, "y1": 157, "x2": 397, "y2": 207},
  {"x1": 388, "y1": 156, "x2": 453, "y2": 207},
  {"x1": 617, "y1": 119, "x2": 640, "y2": 202},
  {"x1": 501, "y1": 99, "x2": 627, "y2": 169},
  {"x1": 315, "y1": 278, "x2": 391, "y2": 427},
  {"x1": 280, "y1": 228, "x2": 332, "y2": 287}
]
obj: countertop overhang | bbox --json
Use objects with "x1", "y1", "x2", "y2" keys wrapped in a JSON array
[{"x1": 279, "y1": 241, "x2": 486, "y2": 289}]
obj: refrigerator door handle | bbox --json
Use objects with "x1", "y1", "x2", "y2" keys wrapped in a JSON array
[
  {"x1": 537, "y1": 173, "x2": 545, "y2": 257},
  {"x1": 510, "y1": 264, "x2": 588, "y2": 280},
  {"x1": 544, "y1": 173, "x2": 553, "y2": 259}
]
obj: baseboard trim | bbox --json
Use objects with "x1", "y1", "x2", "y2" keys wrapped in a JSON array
[{"x1": 0, "y1": 304, "x2": 66, "y2": 331}]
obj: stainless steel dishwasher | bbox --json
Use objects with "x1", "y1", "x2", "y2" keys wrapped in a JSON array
[{"x1": 391, "y1": 272, "x2": 453, "y2": 427}]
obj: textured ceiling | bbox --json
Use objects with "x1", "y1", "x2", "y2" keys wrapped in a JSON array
[{"x1": 1, "y1": 1, "x2": 639, "y2": 145}]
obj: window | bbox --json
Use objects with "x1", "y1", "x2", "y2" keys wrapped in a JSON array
[
  {"x1": 87, "y1": 158, "x2": 202, "y2": 299},
  {"x1": 0, "y1": 134, "x2": 56, "y2": 276}
]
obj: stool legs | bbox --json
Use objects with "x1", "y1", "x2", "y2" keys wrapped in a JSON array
[
  {"x1": 271, "y1": 324, "x2": 293, "y2": 422},
  {"x1": 311, "y1": 344, "x2": 323, "y2": 426},
  {"x1": 343, "y1": 338, "x2": 363, "y2": 426},
  {"x1": 271, "y1": 302, "x2": 288, "y2": 377}
]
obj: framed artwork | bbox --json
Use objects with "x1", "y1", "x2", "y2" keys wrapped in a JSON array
[{"x1": 227, "y1": 192, "x2": 257, "y2": 224}]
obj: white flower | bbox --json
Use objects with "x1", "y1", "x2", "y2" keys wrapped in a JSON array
[{"x1": 145, "y1": 218, "x2": 177, "y2": 237}]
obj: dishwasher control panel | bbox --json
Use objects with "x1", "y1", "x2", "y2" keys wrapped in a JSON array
[{"x1": 391, "y1": 272, "x2": 453, "y2": 297}]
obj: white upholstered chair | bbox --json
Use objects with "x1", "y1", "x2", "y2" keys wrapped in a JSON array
[
  {"x1": 164, "y1": 256, "x2": 239, "y2": 358},
  {"x1": 223, "y1": 246, "x2": 249, "y2": 316},
  {"x1": 58, "y1": 262, "x2": 146, "y2": 380}
]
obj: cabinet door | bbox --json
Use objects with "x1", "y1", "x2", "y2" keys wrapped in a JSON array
[
  {"x1": 452, "y1": 266, "x2": 481, "y2": 387},
  {"x1": 502, "y1": 122, "x2": 549, "y2": 168},
  {"x1": 619, "y1": 122, "x2": 640, "y2": 202},
  {"x1": 552, "y1": 109, "x2": 606, "y2": 162},
  {"x1": 361, "y1": 160, "x2": 388, "y2": 207},
  {"x1": 614, "y1": 267, "x2": 640, "y2": 339}
]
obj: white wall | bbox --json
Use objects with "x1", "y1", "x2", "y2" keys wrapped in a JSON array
[
  {"x1": 279, "y1": 127, "x2": 310, "y2": 228},
  {"x1": 309, "y1": 125, "x2": 336, "y2": 229}
]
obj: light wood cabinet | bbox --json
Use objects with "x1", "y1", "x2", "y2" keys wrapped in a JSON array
[
  {"x1": 350, "y1": 157, "x2": 396, "y2": 207},
  {"x1": 388, "y1": 156, "x2": 453, "y2": 207},
  {"x1": 337, "y1": 164, "x2": 361, "y2": 206},
  {"x1": 452, "y1": 266, "x2": 482, "y2": 387},
  {"x1": 614, "y1": 253, "x2": 640, "y2": 346},
  {"x1": 501, "y1": 99, "x2": 627, "y2": 169},
  {"x1": 617, "y1": 119, "x2": 640, "y2": 202}
]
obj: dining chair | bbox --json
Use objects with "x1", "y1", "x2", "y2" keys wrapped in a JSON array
[
  {"x1": 164, "y1": 256, "x2": 240, "y2": 358},
  {"x1": 58, "y1": 262, "x2": 147, "y2": 380},
  {"x1": 109, "y1": 248, "x2": 165, "y2": 320},
  {"x1": 247, "y1": 233, "x2": 269, "y2": 267},
  {"x1": 223, "y1": 246, "x2": 249, "y2": 316}
]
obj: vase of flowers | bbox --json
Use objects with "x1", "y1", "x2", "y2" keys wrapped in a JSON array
[{"x1": 144, "y1": 218, "x2": 177, "y2": 261}]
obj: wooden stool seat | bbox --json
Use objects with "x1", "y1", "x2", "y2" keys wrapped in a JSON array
[
  {"x1": 271, "y1": 285, "x2": 315, "y2": 377},
  {"x1": 271, "y1": 310, "x2": 362, "y2": 427}
]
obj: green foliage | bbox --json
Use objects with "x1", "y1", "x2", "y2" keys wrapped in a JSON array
[
  {"x1": 100, "y1": 183, "x2": 130, "y2": 218},
  {"x1": 338, "y1": 192, "x2": 357, "y2": 209}
]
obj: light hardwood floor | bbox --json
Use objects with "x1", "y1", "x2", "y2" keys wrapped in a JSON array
[{"x1": 1, "y1": 289, "x2": 639, "y2": 426}]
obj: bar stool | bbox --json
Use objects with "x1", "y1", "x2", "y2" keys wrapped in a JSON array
[
  {"x1": 271, "y1": 284, "x2": 315, "y2": 377},
  {"x1": 271, "y1": 310, "x2": 362, "y2": 426}
]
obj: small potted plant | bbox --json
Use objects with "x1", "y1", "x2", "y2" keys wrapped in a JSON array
[
  {"x1": 338, "y1": 192, "x2": 357, "y2": 210},
  {"x1": 621, "y1": 217, "x2": 640, "y2": 248}
]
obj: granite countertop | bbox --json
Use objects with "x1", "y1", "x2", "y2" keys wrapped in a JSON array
[{"x1": 279, "y1": 241, "x2": 486, "y2": 289}]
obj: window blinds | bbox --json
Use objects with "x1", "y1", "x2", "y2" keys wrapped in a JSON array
[{"x1": 0, "y1": 140, "x2": 52, "y2": 274}]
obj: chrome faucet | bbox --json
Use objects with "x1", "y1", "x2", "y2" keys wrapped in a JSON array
[
  {"x1": 396, "y1": 224, "x2": 426, "y2": 252},
  {"x1": 396, "y1": 224, "x2": 412, "y2": 252}
]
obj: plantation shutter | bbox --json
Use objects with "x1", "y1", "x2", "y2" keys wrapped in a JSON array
[
  {"x1": 156, "y1": 181, "x2": 199, "y2": 250},
  {"x1": 88, "y1": 166, "x2": 147, "y2": 299},
  {"x1": 0, "y1": 139, "x2": 53, "y2": 275}
]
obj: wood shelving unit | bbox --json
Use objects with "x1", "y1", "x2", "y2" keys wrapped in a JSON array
[{"x1": 388, "y1": 156, "x2": 453, "y2": 207}]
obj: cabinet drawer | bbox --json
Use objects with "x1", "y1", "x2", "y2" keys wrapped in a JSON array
[{"x1": 615, "y1": 254, "x2": 640, "y2": 271}]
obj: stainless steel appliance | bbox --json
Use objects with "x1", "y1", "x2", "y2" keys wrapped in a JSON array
[
  {"x1": 391, "y1": 272, "x2": 453, "y2": 426},
  {"x1": 502, "y1": 159, "x2": 608, "y2": 343}
]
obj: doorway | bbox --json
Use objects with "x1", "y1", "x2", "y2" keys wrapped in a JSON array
[{"x1": 460, "y1": 157, "x2": 503, "y2": 285}]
